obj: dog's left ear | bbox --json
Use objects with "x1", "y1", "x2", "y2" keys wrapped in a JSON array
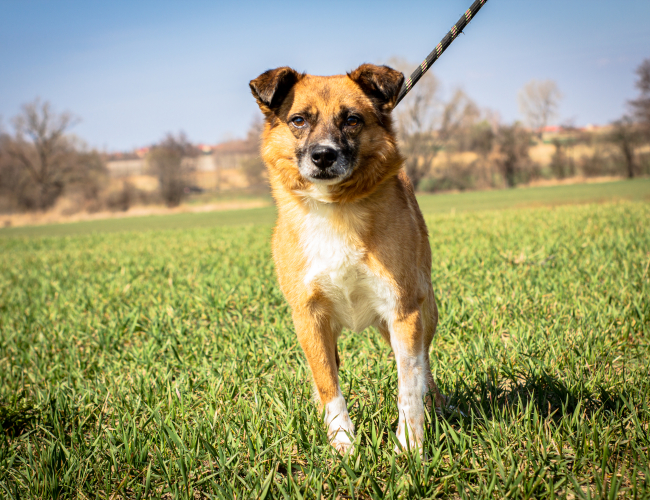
[
  {"x1": 250, "y1": 67, "x2": 303, "y2": 116},
  {"x1": 348, "y1": 64, "x2": 404, "y2": 112}
]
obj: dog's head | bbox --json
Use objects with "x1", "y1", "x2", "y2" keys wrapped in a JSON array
[{"x1": 250, "y1": 64, "x2": 404, "y2": 202}]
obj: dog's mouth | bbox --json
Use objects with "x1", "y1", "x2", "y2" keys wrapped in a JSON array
[
  {"x1": 299, "y1": 162, "x2": 353, "y2": 185},
  {"x1": 310, "y1": 171, "x2": 340, "y2": 181}
]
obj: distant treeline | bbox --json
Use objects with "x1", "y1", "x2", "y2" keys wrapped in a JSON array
[{"x1": 1, "y1": 59, "x2": 649, "y2": 214}]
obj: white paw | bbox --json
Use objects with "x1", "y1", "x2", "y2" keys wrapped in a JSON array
[
  {"x1": 330, "y1": 430, "x2": 355, "y2": 455},
  {"x1": 394, "y1": 428, "x2": 423, "y2": 455}
]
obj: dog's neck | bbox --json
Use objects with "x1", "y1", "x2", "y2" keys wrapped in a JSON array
[
  {"x1": 294, "y1": 183, "x2": 335, "y2": 204},
  {"x1": 273, "y1": 176, "x2": 401, "y2": 241}
]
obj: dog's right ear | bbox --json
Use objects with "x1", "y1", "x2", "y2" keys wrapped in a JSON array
[{"x1": 250, "y1": 67, "x2": 303, "y2": 115}]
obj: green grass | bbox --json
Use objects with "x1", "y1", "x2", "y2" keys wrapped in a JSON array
[
  {"x1": 416, "y1": 178, "x2": 650, "y2": 214},
  {"x1": 0, "y1": 189, "x2": 649, "y2": 497},
  {"x1": 1, "y1": 178, "x2": 648, "y2": 239}
]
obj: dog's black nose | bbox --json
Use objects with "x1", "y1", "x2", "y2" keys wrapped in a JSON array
[{"x1": 311, "y1": 146, "x2": 338, "y2": 169}]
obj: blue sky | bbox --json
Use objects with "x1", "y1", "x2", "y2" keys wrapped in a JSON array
[{"x1": 1, "y1": 0, "x2": 649, "y2": 151}]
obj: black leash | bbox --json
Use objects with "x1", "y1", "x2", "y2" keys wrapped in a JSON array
[{"x1": 395, "y1": 0, "x2": 489, "y2": 107}]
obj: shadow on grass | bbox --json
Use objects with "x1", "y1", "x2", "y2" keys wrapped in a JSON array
[
  {"x1": 444, "y1": 364, "x2": 630, "y2": 423},
  {"x1": 0, "y1": 392, "x2": 93, "y2": 442},
  {"x1": 0, "y1": 399, "x2": 39, "y2": 438}
]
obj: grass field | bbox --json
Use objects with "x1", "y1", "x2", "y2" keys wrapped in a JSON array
[{"x1": 0, "y1": 181, "x2": 649, "y2": 498}]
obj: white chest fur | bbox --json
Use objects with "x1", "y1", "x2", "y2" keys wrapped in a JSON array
[{"x1": 298, "y1": 202, "x2": 396, "y2": 333}]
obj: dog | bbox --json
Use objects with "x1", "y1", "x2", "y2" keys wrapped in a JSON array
[{"x1": 249, "y1": 64, "x2": 445, "y2": 454}]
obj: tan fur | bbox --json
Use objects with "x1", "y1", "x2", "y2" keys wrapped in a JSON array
[{"x1": 250, "y1": 65, "x2": 444, "y2": 454}]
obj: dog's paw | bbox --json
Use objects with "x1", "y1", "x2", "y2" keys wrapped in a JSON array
[
  {"x1": 330, "y1": 430, "x2": 355, "y2": 456},
  {"x1": 394, "y1": 424, "x2": 424, "y2": 456},
  {"x1": 393, "y1": 435, "x2": 424, "y2": 456}
]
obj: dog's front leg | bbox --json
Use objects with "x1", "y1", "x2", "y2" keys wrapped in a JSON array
[
  {"x1": 292, "y1": 309, "x2": 355, "y2": 454},
  {"x1": 390, "y1": 308, "x2": 428, "y2": 454}
]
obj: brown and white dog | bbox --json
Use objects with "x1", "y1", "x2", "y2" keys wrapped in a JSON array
[{"x1": 249, "y1": 64, "x2": 445, "y2": 454}]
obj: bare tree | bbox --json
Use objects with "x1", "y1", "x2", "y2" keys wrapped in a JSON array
[
  {"x1": 609, "y1": 116, "x2": 640, "y2": 178},
  {"x1": 495, "y1": 123, "x2": 532, "y2": 187},
  {"x1": 148, "y1": 132, "x2": 199, "y2": 207},
  {"x1": 0, "y1": 132, "x2": 19, "y2": 212},
  {"x1": 68, "y1": 148, "x2": 109, "y2": 201},
  {"x1": 438, "y1": 88, "x2": 480, "y2": 144},
  {"x1": 239, "y1": 119, "x2": 270, "y2": 191},
  {"x1": 549, "y1": 138, "x2": 575, "y2": 179},
  {"x1": 4, "y1": 99, "x2": 79, "y2": 210},
  {"x1": 463, "y1": 119, "x2": 497, "y2": 188},
  {"x1": 465, "y1": 120, "x2": 496, "y2": 156},
  {"x1": 629, "y1": 58, "x2": 650, "y2": 135},
  {"x1": 246, "y1": 117, "x2": 264, "y2": 146},
  {"x1": 518, "y1": 79, "x2": 563, "y2": 137},
  {"x1": 388, "y1": 58, "x2": 442, "y2": 189}
]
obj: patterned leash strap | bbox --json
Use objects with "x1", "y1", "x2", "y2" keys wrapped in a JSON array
[{"x1": 395, "y1": 0, "x2": 489, "y2": 107}]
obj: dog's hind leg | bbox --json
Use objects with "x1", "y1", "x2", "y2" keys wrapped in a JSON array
[
  {"x1": 377, "y1": 296, "x2": 446, "y2": 450},
  {"x1": 421, "y1": 289, "x2": 446, "y2": 411},
  {"x1": 388, "y1": 307, "x2": 428, "y2": 454},
  {"x1": 292, "y1": 310, "x2": 355, "y2": 454},
  {"x1": 388, "y1": 294, "x2": 447, "y2": 454}
]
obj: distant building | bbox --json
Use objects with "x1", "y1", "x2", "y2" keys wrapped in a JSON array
[
  {"x1": 135, "y1": 147, "x2": 149, "y2": 158},
  {"x1": 104, "y1": 138, "x2": 257, "y2": 177}
]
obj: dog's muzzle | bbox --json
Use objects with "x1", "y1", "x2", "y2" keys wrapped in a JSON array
[{"x1": 299, "y1": 143, "x2": 352, "y2": 183}]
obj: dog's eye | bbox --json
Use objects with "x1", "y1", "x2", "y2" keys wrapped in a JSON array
[
  {"x1": 291, "y1": 116, "x2": 306, "y2": 128},
  {"x1": 346, "y1": 116, "x2": 360, "y2": 127}
]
